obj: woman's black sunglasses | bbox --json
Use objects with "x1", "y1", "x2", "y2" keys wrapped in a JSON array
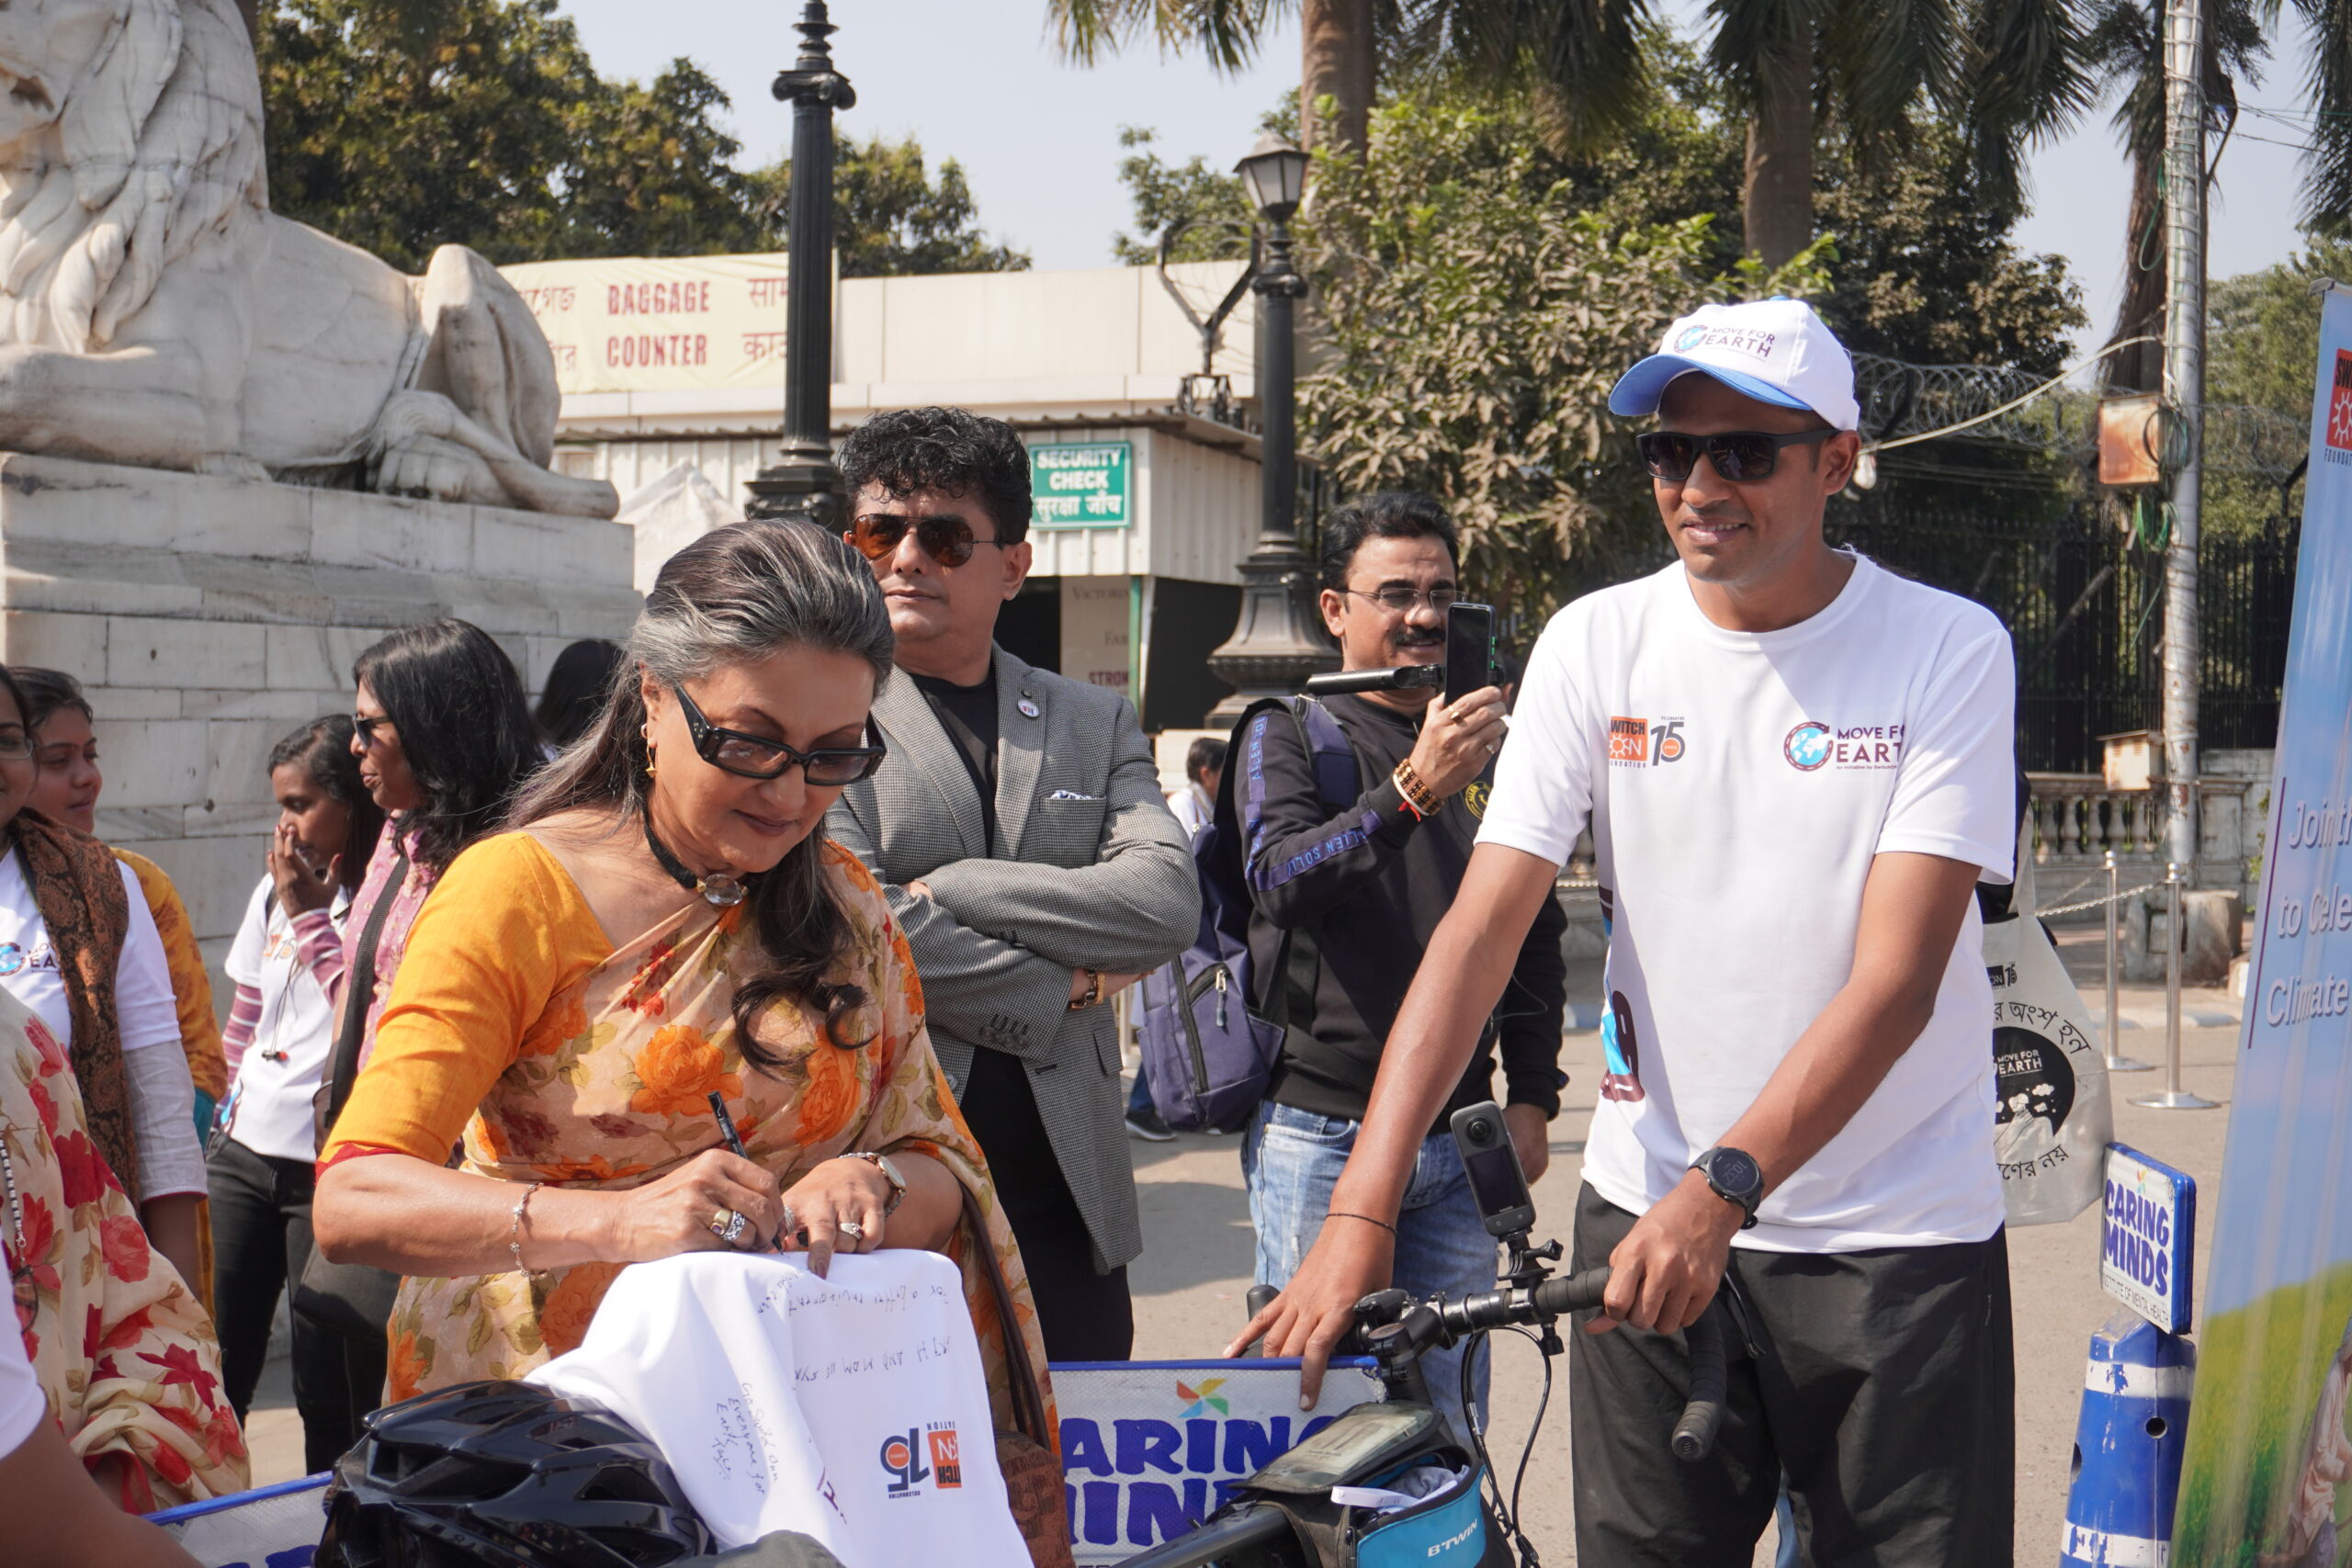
[
  {"x1": 672, "y1": 684, "x2": 888, "y2": 784},
  {"x1": 1636, "y1": 429, "x2": 1834, "y2": 484},
  {"x1": 849, "y1": 513, "x2": 1008, "y2": 570}
]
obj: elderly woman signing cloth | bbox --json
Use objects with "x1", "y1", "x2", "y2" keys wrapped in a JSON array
[{"x1": 311, "y1": 521, "x2": 1052, "y2": 1427}]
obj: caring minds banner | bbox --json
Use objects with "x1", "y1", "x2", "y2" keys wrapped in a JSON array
[
  {"x1": 500, "y1": 254, "x2": 794, "y2": 397},
  {"x1": 2172, "y1": 282, "x2": 2352, "y2": 1565}
]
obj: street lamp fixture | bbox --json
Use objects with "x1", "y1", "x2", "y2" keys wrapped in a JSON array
[
  {"x1": 1205, "y1": 133, "x2": 1336, "y2": 719},
  {"x1": 744, "y1": 1, "x2": 856, "y2": 526},
  {"x1": 1233, "y1": 133, "x2": 1309, "y2": 221}
]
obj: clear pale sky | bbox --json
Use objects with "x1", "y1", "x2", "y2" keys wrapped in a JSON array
[{"x1": 560, "y1": 0, "x2": 2325, "y2": 356}]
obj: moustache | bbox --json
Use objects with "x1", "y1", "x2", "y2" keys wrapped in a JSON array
[{"x1": 1394, "y1": 630, "x2": 1443, "y2": 649}]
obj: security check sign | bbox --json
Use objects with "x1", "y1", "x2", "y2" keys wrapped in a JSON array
[
  {"x1": 1030, "y1": 442, "x2": 1132, "y2": 528},
  {"x1": 2101, "y1": 1143, "x2": 2196, "y2": 1333}
]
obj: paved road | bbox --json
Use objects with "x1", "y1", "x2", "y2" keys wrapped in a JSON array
[{"x1": 241, "y1": 931, "x2": 2244, "y2": 1564}]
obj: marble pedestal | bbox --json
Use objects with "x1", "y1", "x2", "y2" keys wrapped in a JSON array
[{"x1": 0, "y1": 452, "x2": 641, "y2": 972}]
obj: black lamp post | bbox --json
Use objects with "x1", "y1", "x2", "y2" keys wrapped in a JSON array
[
  {"x1": 744, "y1": 1, "x2": 856, "y2": 525},
  {"x1": 1206, "y1": 132, "x2": 1336, "y2": 719}
]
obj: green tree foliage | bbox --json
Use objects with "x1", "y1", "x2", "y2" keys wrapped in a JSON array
[
  {"x1": 257, "y1": 0, "x2": 1022, "y2": 275},
  {"x1": 1109, "y1": 129, "x2": 1255, "y2": 265},
  {"x1": 751, "y1": 136, "x2": 1030, "y2": 277},
  {"x1": 1294, "y1": 91, "x2": 1828, "y2": 622}
]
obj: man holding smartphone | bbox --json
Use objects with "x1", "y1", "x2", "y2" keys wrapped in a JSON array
[
  {"x1": 1239, "y1": 302, "x2": 2018, "y2": 1565},
  {"x1": 1233, "y1": 490, "x2": 1567, "y2": 1437}
]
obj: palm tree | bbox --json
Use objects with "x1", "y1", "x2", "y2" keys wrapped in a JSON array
[
  {"x1": 1042, "y1": 0, "x2": 1649, "y2": 156},
  {"x1": 2081, "y1": 0, "x2": 2346, "y2": 392},
  {"x1": 1043, "y1": 0, "x2": 2080, "y2": 265}
]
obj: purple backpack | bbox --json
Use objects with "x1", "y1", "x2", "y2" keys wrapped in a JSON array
[{"x1": 1138, "y1": 697, "x2": 1356, "y2": 1133}]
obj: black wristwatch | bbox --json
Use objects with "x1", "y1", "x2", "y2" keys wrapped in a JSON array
[{"x1": 1690, "y1": 1146, "x2": 1764, "y2": 1230}]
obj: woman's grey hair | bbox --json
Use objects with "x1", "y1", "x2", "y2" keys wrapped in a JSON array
[{"x1": 510, "y1": 519, "x2": 894, "y2": 1058}]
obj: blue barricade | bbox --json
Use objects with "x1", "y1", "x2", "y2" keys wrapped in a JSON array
[
  {"x1": 149, "y1": 1358, "x2": 1383, "y2": 1568},
  {"x1": 2059, "y1": 1315, "x2": 2195, "y2": 1568}
]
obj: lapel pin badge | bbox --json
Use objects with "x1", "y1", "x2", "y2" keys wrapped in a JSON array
[{"x1": 1017, "y1": 696, "x2": 1040, "y2": 719}]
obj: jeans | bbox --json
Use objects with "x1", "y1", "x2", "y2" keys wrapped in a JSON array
[
  {"x1": 1126, "y1": 1060, "x2": 1155, "y2": 1119},
  {"x1": 1241, "y1": 1100, "x2": 1498, "y2": 1438},
  {"x1": 207, "y1": 1135, "x2": 381, "y2": 1472}
]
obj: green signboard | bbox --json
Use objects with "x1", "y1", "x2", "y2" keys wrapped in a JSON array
[{"x1": 1030, "y1": 441, "x2": 1132, "y2": 529}]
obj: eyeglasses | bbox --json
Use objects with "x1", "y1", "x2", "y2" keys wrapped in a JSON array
[
  {"x1": 0, "y1": 732, "x2": 30, "y2": 762},
  {"x1": 672, "y1": 683, "x2": 888, "y2": 784},
  {"x1": 352, "y1": 714, "x2": 393, "y2": 749},
  {"x1": 850, "y1": 513, "x2": 1008, "y2": 570},
  {"x1": 1343, "y1": 586, "x2": 1459, "y2": 615},
  {"x1": 1636, "y1": 429, "x2": 1834, "y2": 484}
]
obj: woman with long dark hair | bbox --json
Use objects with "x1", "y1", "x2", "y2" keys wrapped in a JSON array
[
  {"x1": 311, "y1": 523, "x2": 1050, "y2": 1424},
  {"x1": 206, "y1": 716, "x2": 386, "y2": 1469},
  {"x1": 303, "y1": 619, "x2": 537, "y2": 1409},
  {"x1": 532, "y1": 637, "x2": 625, "y2": 753},
  {"x1": 0, "y1": 666, "x2": 208, "y2": 1292}
]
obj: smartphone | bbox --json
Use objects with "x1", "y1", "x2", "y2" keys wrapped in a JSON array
[
  {"x1": 1443, "y1": 602, "x2": 1495, "y2": 706},
  {"x1": 1449, "y1": 1100, "x2": 1537, "y2": 1238}
]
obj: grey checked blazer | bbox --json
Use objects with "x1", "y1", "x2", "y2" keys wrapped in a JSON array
[{"x1": 826, "y1": 648, "x2": 1199, "y2": 1272}]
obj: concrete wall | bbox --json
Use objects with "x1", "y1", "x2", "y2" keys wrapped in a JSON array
[{"x1": 0, "y1": 453, "x2": 640, "y2": 980}]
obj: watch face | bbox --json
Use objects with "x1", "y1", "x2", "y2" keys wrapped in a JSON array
[{"x1": 1712, "y1": 1149, "x2": 1760, "y2": 1198}]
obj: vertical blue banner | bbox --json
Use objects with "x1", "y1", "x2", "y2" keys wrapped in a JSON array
[{"x1": 2175, "y1": 286, "x2": 2352, "y2": 1563}]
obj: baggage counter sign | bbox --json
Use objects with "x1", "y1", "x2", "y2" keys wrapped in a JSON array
[
  {"x1": 1031, "y1": 442, "x2": 1132, "y2": 529},
  {"x1": 2101, "y1": 1143, "x2": 2195, "y2": 1332}
]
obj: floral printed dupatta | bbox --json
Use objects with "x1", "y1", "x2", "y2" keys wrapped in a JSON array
[
  {"x1": 385, "y1": 844, "x2": 1056, "y2": 1446},
  {"x1": 2, "y1": 989, "x2": 247, "y2": 1508}
]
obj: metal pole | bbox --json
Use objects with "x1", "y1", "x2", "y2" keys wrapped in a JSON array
[
  {"x1": 2133, "y1": 861, "x2": 2217, "y2": 1108},
  {"x1": 2107, "y1": 849, "x2": 2154, "y2": 1071},
  {"x1": 1204, "y1": 215, "x2": 1337, "y2": 717},
  {"x1": 744, "y1": 1, "x2": 855, "y2": 525},
  {"x1": 2158, "y1": 0, "x2": 2205, "y2": 874}
]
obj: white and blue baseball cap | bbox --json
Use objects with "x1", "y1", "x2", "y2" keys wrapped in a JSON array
[{"x1": 1609, "y1": 299, "x2": 1860, "y2": 432}]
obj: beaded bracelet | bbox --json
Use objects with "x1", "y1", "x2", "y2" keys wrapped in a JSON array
[
  {"x1": 510, "y1": 1183, "x2": 541, "y2": 1274},
  {"x1": 1392, "y1": 760, "x2": 1441, "y2": 818}
]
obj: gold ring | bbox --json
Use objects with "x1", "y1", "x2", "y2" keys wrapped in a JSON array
[{"x1": 708, "y1": 1209, "x2": 747, "y2": 1244}]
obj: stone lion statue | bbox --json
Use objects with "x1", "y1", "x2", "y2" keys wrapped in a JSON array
[{"x1": 0, "y1": 0, "x2": 617, "y2": 517}]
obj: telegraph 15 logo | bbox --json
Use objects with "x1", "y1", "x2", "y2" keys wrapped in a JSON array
[{"x1": 879, "y1": 1428, "x2": 930, "y2": 1496}]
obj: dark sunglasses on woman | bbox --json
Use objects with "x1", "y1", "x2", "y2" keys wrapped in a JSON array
[
  {"x1": 849, "y1": 513, "x2": 1009, "y2": 570},
  {"x1": 1636, "y1": 428, "x2": 1835, "y2": 484},
  {"x1": 673, "y1": 683, "x2": 888, "y2": 784}
]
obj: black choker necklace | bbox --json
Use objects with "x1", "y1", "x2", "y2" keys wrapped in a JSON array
[{"x1": 641, "y1": 807, "x2": 749, "y2": 908}]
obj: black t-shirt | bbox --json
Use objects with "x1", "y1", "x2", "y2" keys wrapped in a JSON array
[{"x1": 909, "y1": 666, "x2": 999, "y2": 855}]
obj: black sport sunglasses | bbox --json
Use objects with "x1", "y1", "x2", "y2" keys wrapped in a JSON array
[
  {"x1": 672, "y1": 683, "x2": 888, "y2": 784},
  {"x1": 849, "y1": 513, "x2": 1008, "y2": 570},
  {"x1": 1636, "y1": 429, "x2": 1834, "y2": 484}
]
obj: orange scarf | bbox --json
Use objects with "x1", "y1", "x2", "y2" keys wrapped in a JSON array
[{"x1": 10, "y1": 814, "x2": 135, "y2": 1196}]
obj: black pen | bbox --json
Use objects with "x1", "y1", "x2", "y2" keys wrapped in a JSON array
[{"x1": 707, "y1": 1091, "x2": 793, "y2": 1251}]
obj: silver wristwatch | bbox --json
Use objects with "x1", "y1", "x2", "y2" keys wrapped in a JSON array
[{"x1": 841, "y1": 1150, "x2": 908, "y2": 1215}]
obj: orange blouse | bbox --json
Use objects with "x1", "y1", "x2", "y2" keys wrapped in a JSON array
[{"x1": 322, "y1": 833, "x2": 611, "y2": 1165}]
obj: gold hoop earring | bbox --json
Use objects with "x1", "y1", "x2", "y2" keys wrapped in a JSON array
[{"x1": 646, "y1": 739, "x2": 659, "y2": 783}]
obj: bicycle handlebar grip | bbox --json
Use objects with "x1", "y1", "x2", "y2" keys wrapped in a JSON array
[
  {"x1": 1246, "y1": 1284, "x2": 1280, "y2": 1320},
  {"x1": 1670, "y1": 1304, "x2": 1730, "y2": 1463},
  {"x1": 1528, "y1": 1265, "x2": 1614, "y2": 1318},
  {"x1": 1114, "y1": 1503, "x2": 1295, "y2": 1568}
]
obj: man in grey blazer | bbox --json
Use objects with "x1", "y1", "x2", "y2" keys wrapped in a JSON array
[{"x1": 825, "y1": 407, "x2": 1199, "y2": 1360}]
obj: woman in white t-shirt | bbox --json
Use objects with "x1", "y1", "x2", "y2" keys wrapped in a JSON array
[
  {"x1": 206, "y1": 715, "x2": 384, "y2": 1472},
  {"x1": 0, "y1": 666, "x2": 207, "y2": 1290}
]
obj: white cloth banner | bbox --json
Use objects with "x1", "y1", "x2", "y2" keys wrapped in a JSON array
[{"x1": 528, "y1": 1250, "x2": 1029, "y2": 1564}]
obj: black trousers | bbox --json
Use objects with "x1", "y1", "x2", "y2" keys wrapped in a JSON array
[
  {"x1": 957, "y1": 1048, "x2": 1133, "y2": 1363},
  {"x1": 1568, "y1": 1183, "x2": 2015, "y2": 1568},
  {"x1": 207, "y1": 1135, "x2": 387, "y2": 1472}
]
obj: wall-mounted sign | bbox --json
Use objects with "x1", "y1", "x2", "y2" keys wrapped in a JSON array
[
  {"x1": 2101, "y1": 1143, "x2": 2196, "y2": 1333},
  {"x1": 1032, "y1": 442, "x2": 1132, "y2": 528},
  {"x1": 498, "y1": 254, "x2": 791, "y2": 396}
]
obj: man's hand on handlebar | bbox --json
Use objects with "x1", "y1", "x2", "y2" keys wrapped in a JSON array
[
  {"x1": 1592, "y1": 1170, "x2": 1744, "y2": 1336},
  {"x1": 1222, "y1": 1213, "x2": 1395, "y2": 1408}
]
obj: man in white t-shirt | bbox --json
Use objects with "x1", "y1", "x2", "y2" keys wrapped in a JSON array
[{"x1": 1237, "y1": 299, "x2": 2018, "y2": 1565}]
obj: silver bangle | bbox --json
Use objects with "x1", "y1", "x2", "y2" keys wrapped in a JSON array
[{"x1": 511, "y1": 1183, "x2": 541, "y2": 1273}]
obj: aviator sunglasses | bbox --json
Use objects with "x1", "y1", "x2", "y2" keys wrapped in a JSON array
[
  {"x1": 849, "y1": 513, "x2": 1009, "y2": 570},
  {"x1": 673, "y1": 682, "x2": 888, "y2": 784},
  {"x1": 1636, "y1": 429, "x2": 1834, "y2": 484}
]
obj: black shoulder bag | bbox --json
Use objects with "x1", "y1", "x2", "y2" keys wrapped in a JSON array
[{"x1": 293, "y1": 842, "x2": 411, "y2": 1347}]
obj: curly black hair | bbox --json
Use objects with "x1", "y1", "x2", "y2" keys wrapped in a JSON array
[
  {"x1": 1317, "y1": 491, "x2": 1460, "y2": 592},
  {"x1": 836, "y1": 406, "x2": 1033, "y2": 546}
]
